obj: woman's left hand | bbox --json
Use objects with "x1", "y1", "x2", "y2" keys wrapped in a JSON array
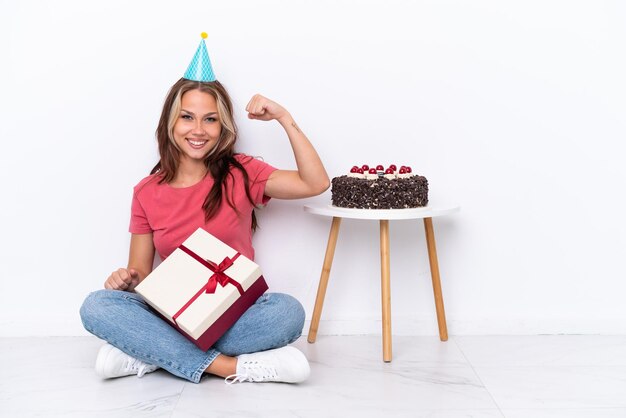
[{"x1": 246, "y1": 94, "x2": 289, "y2": 122}]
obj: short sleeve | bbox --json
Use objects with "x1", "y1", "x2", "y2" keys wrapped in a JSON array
[
  {"x1": 129, "y1": 190, "x2": 152, "y2": 234},
  {"x1": 237, "y1": 154, "x2": 278, "y2": 206}
]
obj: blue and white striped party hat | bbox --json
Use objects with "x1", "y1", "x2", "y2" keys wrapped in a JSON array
[{"x1": 183, "y1": 32, "x2": 216, "y2": 82}]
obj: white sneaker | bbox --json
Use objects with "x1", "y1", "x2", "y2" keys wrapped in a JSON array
[
  {"x1": 225, "y1": 346, "x2": 310, "y2": 384},
  {"x1": 95, "y1": 344, "x2": 159, "y2": 379}
]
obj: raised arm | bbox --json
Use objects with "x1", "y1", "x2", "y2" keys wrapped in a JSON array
[{"x1": 245, "y1": 94, "x2": 330, "y2": 199}]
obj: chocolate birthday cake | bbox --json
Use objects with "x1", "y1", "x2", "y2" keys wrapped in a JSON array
[{"x1": 331, "y1": 164, "x2": 428, "y2": 209}]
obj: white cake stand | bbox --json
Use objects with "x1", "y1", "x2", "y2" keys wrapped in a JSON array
[{"x1": 303, "y1": 202, "x2": 460, "y2": 362}]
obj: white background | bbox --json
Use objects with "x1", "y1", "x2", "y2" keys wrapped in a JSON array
[{"x1": 1, "y1": 0, "x2": 625, "y2": 337}]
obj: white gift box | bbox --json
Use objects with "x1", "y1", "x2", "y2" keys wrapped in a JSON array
[{"x1": 135, "y1": 227, "x2": 268, "y2": 351}]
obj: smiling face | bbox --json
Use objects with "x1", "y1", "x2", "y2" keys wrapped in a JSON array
[{"x1": 172, "y1": 89, "x2": 222, "y2": 163}]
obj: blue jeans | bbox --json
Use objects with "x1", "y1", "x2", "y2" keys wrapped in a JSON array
[{"x1": 79, "y1": 290, "x2": 305, "y2": 383}]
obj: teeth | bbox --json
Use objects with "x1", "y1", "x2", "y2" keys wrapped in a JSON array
[{"x1": 188, "y1": 139, "x2": 207, "y2": 146}]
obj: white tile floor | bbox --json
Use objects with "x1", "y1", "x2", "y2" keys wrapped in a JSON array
[{"x1": 2, "y1": 335, "x2": 626, "y2": 417}]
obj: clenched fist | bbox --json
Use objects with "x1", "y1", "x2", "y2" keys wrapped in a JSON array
[{"x1": 245, "y1": 94, "x2": 289, "y2": 122}]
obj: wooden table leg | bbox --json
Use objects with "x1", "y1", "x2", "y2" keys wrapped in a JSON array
[
  {"x1": 423, "y1": 217, "x2": 449, "y2": 341},
  {"x1": 308, "y1": 217, "x2": 342, "y2": 343},
  {"x1": 380, "y1": 220, "x2": 392, "y2": 362}
]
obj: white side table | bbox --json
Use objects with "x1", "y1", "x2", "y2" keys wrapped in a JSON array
[{"x1": 304, "y1": 203, "x2": 460, "y2": 362}]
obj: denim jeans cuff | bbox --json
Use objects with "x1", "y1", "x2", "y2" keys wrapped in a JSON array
[{"x1": 191, "y1": 349, "x2": 221, "y2": 383}]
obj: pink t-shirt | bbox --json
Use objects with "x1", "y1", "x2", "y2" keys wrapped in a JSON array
[{"x1": 129, "y1": 154, "x2": 277, "y2": 261}]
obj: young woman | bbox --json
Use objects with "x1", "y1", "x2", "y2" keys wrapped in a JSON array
[{"x1": 79, "y1": 77, "x2": 329, "y2": 384}]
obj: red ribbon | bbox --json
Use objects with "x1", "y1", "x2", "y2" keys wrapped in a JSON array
[{"x1": 172, "y1": 244, "x2": 244, "y2": 324}]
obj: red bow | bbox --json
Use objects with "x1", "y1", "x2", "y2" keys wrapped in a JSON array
[
  {"x1": 173, "y1": 245, "x2": 244, "y2": 324},
  {"x1": 204, "y1": 256, "x2": 237, "y2": 293}
]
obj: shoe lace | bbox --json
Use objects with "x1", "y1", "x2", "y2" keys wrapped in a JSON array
[
  {"x1": 125, "y1": 357, "x2": 154, "y2": 378},
  {"x1": 224, "y1": 360, "x2": 278, "y2": 385}
]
